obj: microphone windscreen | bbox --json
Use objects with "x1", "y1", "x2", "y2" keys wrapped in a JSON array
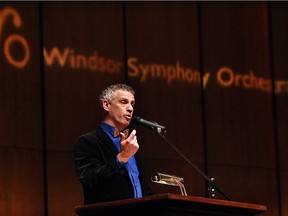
[{"x1": 132, "y1": 116, "x2": 141, "y2": 125}]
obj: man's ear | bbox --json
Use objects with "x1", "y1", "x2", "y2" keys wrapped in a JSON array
[{"x1": 102, "y1": 99, "x2": 110, "y2": 112}]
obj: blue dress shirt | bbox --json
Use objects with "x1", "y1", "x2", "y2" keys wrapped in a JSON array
[{"x1": 100, "y1": 122, "x2": 143, "y2": 198}]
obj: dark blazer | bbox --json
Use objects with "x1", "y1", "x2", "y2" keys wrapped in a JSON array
[{"x1": 74, "y1": 126, "x2": 153, "y2": 205}]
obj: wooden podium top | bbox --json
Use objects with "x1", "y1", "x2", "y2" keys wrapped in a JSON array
[{"x1": 75, "y1": 193, "x2": 267, "y2": 216}]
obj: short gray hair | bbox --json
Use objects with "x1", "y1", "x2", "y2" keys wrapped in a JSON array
[{"x1": 99, "y1": 84, "x2": 135, "y2": 102}]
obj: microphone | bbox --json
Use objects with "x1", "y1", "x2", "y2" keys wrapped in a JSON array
[{"x1": 132, "y1": 116, "x2": 166, "y2": 133}]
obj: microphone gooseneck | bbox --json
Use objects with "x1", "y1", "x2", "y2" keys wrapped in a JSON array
[{"x1": 132, "y1": 116, "x2": 167, "y2": 133}]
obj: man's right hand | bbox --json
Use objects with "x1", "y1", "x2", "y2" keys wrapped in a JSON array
[{"x1": 117, "y1": 129, "x2": 139, "y2": 163}]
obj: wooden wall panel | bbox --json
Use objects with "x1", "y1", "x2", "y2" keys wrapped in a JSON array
[
  {"x1": 42, "y1": 2, "x2": 126, "y2": 215},
  {"x1": 125, "y1": 2, "x2": 205, "y2": 197},
  {"x1": 47, "y1": 152, "x2": 82, "y2": 216},
  {"x1": 42, "y1": 2, "x2": 126, "y2": 151},
  {"x1": 200, "y1": 2, "x2": 278, "y2": 215},
  {"x1": 0, "y1": 2, "x2": 287, "y2": 216},
  {"x1": 270, "y1": 2, "x2": 288, "y2": 216},
  {"x1": 0, "y1": 148, "x2": 44, "y2": 216},
  {"x1": 0, "y1": 2, "x2": 44, "y2": 216}
]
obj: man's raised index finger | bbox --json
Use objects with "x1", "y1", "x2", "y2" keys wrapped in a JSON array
[{"x1": 127, "y1": 129, "x2": 136, "y2": 140}]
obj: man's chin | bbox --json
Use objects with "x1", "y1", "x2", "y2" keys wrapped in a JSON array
[
  {"x1": 123, "y1": 122, "x2": 130, "y2": 128},
  {"x1": 117, "y1": 121, "x2": 130, "y2": 130}
]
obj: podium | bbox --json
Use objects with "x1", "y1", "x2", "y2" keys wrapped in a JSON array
[{"x1": 75, "y1": 193, "x2": 267, "y2": 216}]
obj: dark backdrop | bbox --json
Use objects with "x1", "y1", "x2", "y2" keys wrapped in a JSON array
[{"x1": 0, "y1": 2, "x2": 287, "y2": 216}]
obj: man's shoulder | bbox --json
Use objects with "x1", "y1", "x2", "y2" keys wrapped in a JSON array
[
  {"x1": 76, "y1": 127, "x2": 102, "y2": 142},
  {"x1": 74, "y1": 128, "x2": 102, "y2": 152}
]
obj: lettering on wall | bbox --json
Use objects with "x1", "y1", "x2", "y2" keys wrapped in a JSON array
[
  {"x1": 43, "y1": 47, "x2": 123, "y2": 74},
  {"x1": 128, "y1": 56, "x2": 210, "y2": 86},
  {"x1": 1, "y1": 6, "x2": 288, "y2": 94},
  {"x1": 217, "y1": 67, "x2": 288, "y2": 94}
]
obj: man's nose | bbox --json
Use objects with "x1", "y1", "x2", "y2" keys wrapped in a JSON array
[{"x1": 127, "y1": 103, "x2": 133, "y2": 112}]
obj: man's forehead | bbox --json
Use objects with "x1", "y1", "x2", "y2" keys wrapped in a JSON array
[{"x1": 115, "y1": 90, "x2": 135, "y2": 99}]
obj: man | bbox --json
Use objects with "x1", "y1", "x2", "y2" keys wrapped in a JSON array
[{"x1": 74, "y1": 84, "x2": 153, "y2": 205}]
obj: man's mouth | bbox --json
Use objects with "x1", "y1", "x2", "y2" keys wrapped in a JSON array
[{"x1": 124, "y1": 114, "x2": 132, "y2": 120}]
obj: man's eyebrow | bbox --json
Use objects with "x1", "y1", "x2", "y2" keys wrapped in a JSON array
[{"x1": 119, "y1": 97, "x2": 128, "y2": 100}]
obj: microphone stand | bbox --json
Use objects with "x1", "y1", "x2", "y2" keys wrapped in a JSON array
[{"x1": 153, "y1": 127, "x2": 231, "y2": 201}]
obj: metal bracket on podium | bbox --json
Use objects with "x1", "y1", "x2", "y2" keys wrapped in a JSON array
[{"x1": 151, "y1": 172, "x2": 187, "y2": 196}]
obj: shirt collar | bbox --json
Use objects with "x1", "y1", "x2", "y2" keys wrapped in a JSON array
[{"x1": 100, "y1": 121, "x2": 116, "y2": 137}]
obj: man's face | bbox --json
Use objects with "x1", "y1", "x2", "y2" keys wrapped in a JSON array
[{"x1": 103, "y1": 89, "x2": 135, "y2": 130}]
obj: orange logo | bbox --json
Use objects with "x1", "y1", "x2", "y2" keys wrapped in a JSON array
[{"x1": 0, "y1": 7, "x2": 30, "y2": 69}]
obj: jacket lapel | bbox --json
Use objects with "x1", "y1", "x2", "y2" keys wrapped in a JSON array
[{"x1": 94, "y1": 126, "x2": 120, "y2": 156}]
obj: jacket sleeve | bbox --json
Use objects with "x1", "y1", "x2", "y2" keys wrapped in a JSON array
[
  {"x1": 74, "y1": 135, "x2": 123, "y2": 183},
  {"x1": 74, "y1": 132, "x2": 134, "y2": 204}
]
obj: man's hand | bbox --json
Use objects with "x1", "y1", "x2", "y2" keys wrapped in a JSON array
[{"x1": 117, "y1": 130, "x2": 139, "y2": 163}]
